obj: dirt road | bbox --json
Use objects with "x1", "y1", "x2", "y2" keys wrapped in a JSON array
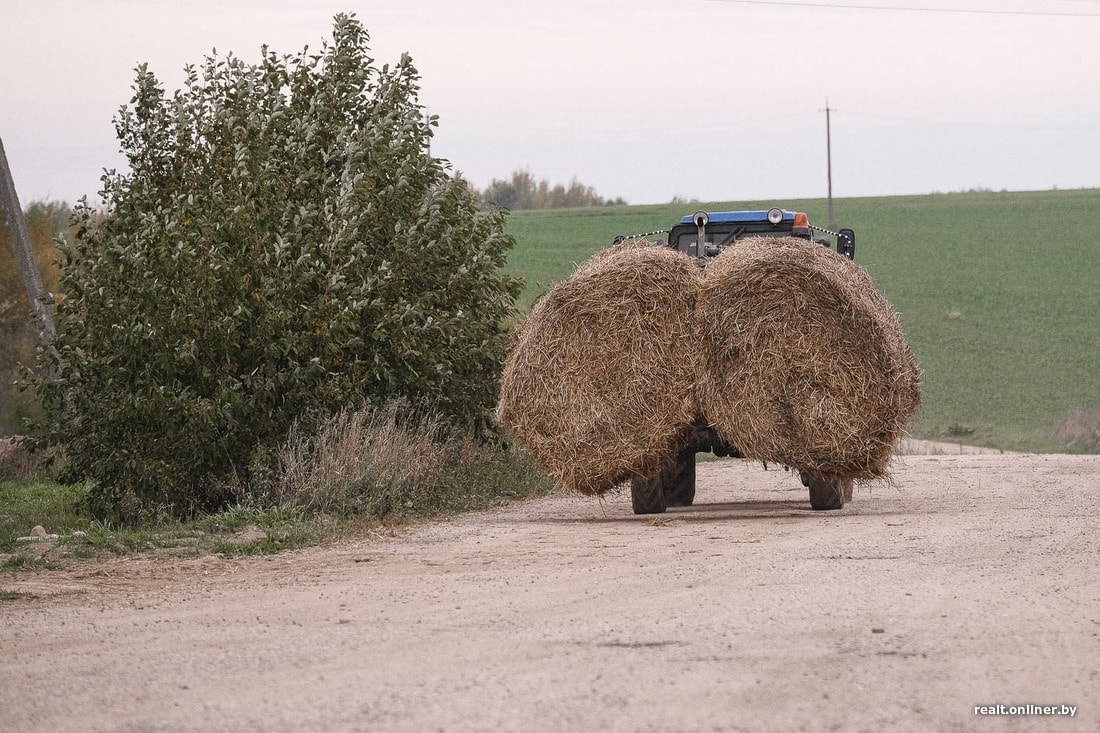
[{"x1": 2, "y1": 446, "x2": 1098, "y2": 731}]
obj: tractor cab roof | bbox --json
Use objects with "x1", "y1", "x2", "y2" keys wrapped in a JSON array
[{"x1": 677, "y1": 209, "x2": 796, "y2": 225}]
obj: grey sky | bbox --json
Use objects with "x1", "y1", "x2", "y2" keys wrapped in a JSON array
[{"x1": 3, "y1": 0, "x2": 1099, "y2": 206}]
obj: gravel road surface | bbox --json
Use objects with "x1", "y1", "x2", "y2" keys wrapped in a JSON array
[{"x1": 2, "y1": 446, "x2": 1097, "y2": 731}]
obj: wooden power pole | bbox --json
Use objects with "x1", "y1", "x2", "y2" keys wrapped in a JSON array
[{"x1": 823, "y1": 100, "x2": 835, "y2": 230}]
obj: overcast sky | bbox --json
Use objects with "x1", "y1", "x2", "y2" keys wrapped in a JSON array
[{"x1": 3, "y1": 0, "x2": 1100, "y2": 206}]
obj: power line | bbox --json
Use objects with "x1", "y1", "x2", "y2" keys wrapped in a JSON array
[{"x1": 706, "y1": 0, "x2": 1100, "y2": 17}]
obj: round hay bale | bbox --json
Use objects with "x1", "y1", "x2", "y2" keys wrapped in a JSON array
[
  {"x1": 497, "y1": 240, "x2": 703, "y2": 495},
  {"x1": 696, "y1": 236, "x2": 921, "y2": 479}
]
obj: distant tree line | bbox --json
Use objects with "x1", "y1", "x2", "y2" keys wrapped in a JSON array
[{"x1": 475, "y1": 169, "x2": 625, "y2": 210}]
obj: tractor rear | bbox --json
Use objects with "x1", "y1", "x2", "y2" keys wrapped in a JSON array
[{"x1": 622, "y1": 208, "x2": 857, "y2": 514}]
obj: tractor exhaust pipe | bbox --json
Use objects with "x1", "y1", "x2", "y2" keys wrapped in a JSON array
[{"x1": 693, "y1": 210, "x2": 708, "y2": 258}]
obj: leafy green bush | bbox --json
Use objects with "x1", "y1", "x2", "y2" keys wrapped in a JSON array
[{"x1": 32, "y1": 15, "x2": 521, "y2": 520}]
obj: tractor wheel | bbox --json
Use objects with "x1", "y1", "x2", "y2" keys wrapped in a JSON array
[
  {"x1": 631, "y1": 451, "x2": 696, "y2": 514},
  {"x1": 801, "y1": 472, "x2": 846, "y2": 511},
  {"x1": 630, "y1": 473, "x2": 666, "y2": 514},
  {"x1": 664, "y1": 451, "x2": 697, "y2": 507}
]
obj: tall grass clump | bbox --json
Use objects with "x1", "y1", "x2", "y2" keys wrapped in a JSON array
[
  {"x1": 0, "y1": 438, "x2": 48, "y2": 482},
  {"x1": 266, "y1": 402, "x2": 551, "y2": 519},
  {"x1": 1052, "y1": 409, "x2": 1100, "y2": 453}
]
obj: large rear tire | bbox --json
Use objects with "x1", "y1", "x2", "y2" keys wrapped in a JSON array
[
  {"x1": 630, "y1": 473, "x2": 666, "y2": 515},
  {"x1": 631, "y1": 451, "x2": 697, "y2": 514},
  {"x1": 664, "y1": 452, "x2": 697, "y2": 507},
  {"x1": 801, "y1": 472, "x2": 846, "y2": 510}
]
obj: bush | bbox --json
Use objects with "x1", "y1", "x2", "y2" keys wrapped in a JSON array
[{"x1": 32, "y1": 15, "x2": 521, "y2": 520}]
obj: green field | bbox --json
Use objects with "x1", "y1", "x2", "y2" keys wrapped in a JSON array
[{"x1": 503, "y1": 189, "x2": 1100, "y2": 453}]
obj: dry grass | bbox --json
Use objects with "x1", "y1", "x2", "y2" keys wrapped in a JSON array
[
  {"x1": 1052, "y1": 409, "x2": 1100, "y2": 452},
  {"x1": 267, "y1": 402, "x2": 550, "y2": 518},
  {"x1": 696, "y1": 237, "x2": 921, "y2": 479},
  {"x1": 271, "y1": 403, "x2": 446, "y2": 513},
  {"x1": 0, "y1": 437, "x2": 51, "y2": 482},
  {"x1": 496, "y1": 240, "x2": 703, "y2": 495}
]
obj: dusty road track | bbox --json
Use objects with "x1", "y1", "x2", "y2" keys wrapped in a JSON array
[{"x1": 2, "y1": 449, "x2": 1098, "y2": 732}]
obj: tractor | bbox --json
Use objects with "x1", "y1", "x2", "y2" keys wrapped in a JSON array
[{"x1": 620, "y1": 208, "x2": 857, "y2": 515}]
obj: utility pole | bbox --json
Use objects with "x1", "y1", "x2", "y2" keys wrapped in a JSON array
[
  {"x1": 822, "y1": 100, "x2": 835, "y2": 230},
  {"x1": 0, "y1": 135, "x2": 58, "y2": 357}
]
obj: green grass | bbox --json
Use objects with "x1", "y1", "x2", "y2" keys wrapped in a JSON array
[
  {"x1": 0, "y1": 427, "x2": 553, "y2": 569},
  {"x1": 504, "y1": 203, "x2": 685, "y2": 307},
  {"x1": 3, "y1": 188, "x2": 1094, "y2": 568},
  {"x1": 504, "y1": 189, "x2": 1100, "y2": 453},
  {"x1": 0, "y1": 479, "x2": 89, "y2": 552},
  {"x1": 0, "y1": 477, "x2": 334, "y2": 564},
  {"x1": 0, "y1": 477, "x2": 527, "y2": 568}
]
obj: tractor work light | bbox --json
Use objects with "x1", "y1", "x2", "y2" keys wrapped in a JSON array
[
  {"x1": 767, "y1": 208, "x2": 784, "y2": 225},
  {"x1": 792, "y1": 212, "x2": 811, "y2": 237}
]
